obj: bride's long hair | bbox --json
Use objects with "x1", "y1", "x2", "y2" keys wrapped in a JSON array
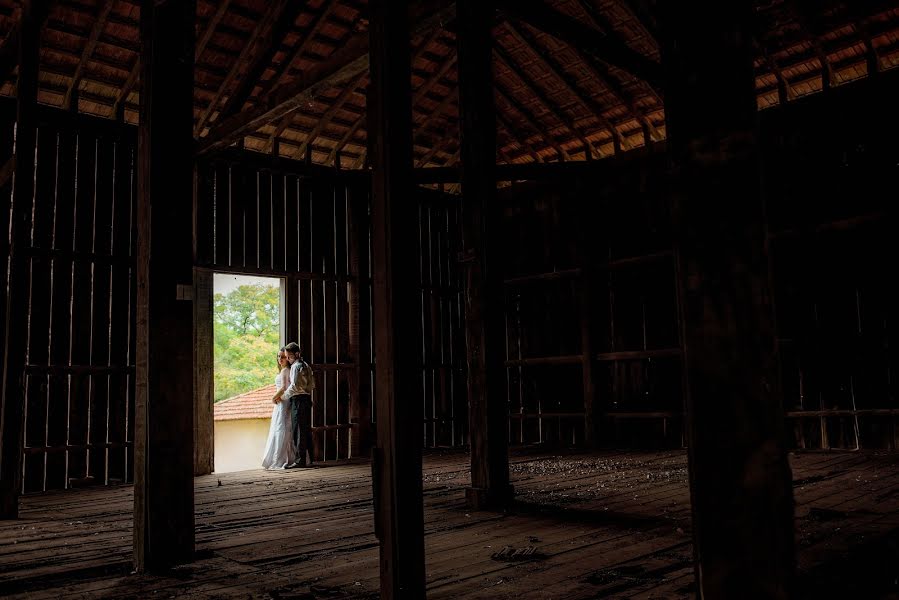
[{"x1": 276, "y1": 346, "x2": 288, "y2": 371}]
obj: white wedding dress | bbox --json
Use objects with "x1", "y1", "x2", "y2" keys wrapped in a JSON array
[{"x1": 261, "y1": 367, "x2": 296, "y2": 469}]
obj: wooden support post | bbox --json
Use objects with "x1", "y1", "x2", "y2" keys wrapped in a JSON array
[
  {"x1": 0, "y1": 0, "x2": 44, "y2": 519},
  {"x1": 368, "y1": 1, "x2": 426, "y2": 597},
  {"x1": 193, "y1": 268, "x2": 214, "y2": 475},
  {"x1": 659, "y1": 3, "x2": 795, "y2": 598},
  {"x1": 457, "y1": 0, "x2": 512, "y2": 510},
  {"x1": 133, "y1": 0, "x2": 196, "y2": 570},
  {"x1": 347, "y1": 187, "x2": 372, "y2": 458}
]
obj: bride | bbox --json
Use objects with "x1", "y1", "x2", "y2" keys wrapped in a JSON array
[{"x1": 261, "y1": 348, "x2": 297, "y2": 469}]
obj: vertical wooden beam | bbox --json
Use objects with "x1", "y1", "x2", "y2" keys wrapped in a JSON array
[
  {"x1": 659, "y1": 2, "x2": 795, "y2": 598},
  {"x1": 368, "y1": 1, "x2": 426, "y2": 597},
  {"x1": 458, "y1": 0, "x2": 512, "y2": 510},
  {"x1": 134, "y1": 0, "x2": 196, "y2": 570},
  {"x1": 193, "y1": 268, "x2": 214, "y2": 475},
  {"x1": 347, "y1": 186, "x2": 372, "y2": 458},
  {"x1": 0, "y1": 0, "x2": 46, "y2": 519}
]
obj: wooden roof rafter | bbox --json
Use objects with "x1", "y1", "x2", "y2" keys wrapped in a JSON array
[
  {"x1": 198, "y1": 0, "x2": 457, "y2": 157},
  {"x1": 754, "y1": 35, "x2": 793, "y2": 105},
  {"x1": 575, "y1": 0, "x2": 661, "y2": 143},
  {"x1": 282, "y1": 69, "x2": 366, "y2": 158},
  {"x1": 333, "y1": 109, "x2": 366, "y2": 167},
  {"x1": 494, "y1": 0, "x2": 663, "y2": 91},
  {"x1": 255, "y1": 0, "x2": 341, "y2": 101},
  {"x1": 63, "y1": 0, "x2": 115, "y2": 111},
  {"x1": 0, "y1": 0, "x2": 56, "y2": 81},
  {"x1": 493, "y1": 75, "x2": 567, "y2": 161},
  {"x1": 216, "y1": 0, "x2": 309, "y2": 121},
  {"x1": 195, "y1": 0, "x2": 290, "y2": 136},
  {"x1": 496, "y1": 25, "x2": 599, "y2": 159},
  {"x1": 496, "y1": 110, "x2": 542, "y2": 164},
  {"x1": 507, "y1": 20, "x2": 627, "y2": 155},
  {"x1": 412, "y1": 88, "x2": 461, "y2": 167},
  {"x1": 616, "y1": 0, "x2": 660, "y2": 48},
  {"x1": 112, "y1": 0, "x2": 232, "y2": 120},
  {"x1": 784, "y1": 0, "x2": 836, "y2": 90}
]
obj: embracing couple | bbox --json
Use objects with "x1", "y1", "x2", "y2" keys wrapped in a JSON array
[{"x1": 261, "y1": 342, "x2": 316, "y2": 470}]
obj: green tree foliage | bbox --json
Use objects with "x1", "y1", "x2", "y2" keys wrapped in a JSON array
[{"x1": 214, "y1": 283, "x2": 280, "y2": 402}]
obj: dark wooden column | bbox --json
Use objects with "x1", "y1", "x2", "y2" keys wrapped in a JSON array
[
  {"x1": 193, "y1": 268, "x2": 214, "y2": 476},
  {"x1": 133, "y1": 0, "x2": 196, "y2": 571},
  {"x1": 0, "y1": 0, "x2": 48, "y2": 519},
  {"x1": 658, "y1": 3, "x2": 796, "y2": 598},
  {"x1": 368, "y1": 1, "x2": 426, "y2": 598},
  {"x1": 457, "y1": 0, "x2": 512, "y2": 509},
  {"x1": 347, "y1": 187, "x2": 372, "y2": 458}
]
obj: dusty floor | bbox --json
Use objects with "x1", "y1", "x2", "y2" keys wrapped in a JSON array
[{"x1": 1, "y1": 449, "x2": 898, "y2": 599}]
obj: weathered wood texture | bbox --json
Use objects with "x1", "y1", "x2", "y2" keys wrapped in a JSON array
[
  {"x1": 662, "y1": 2, "x2": 795, "y2": 597},
  {"x1": 194, "y1": 151, "x2": 465, "y2": 461},
  {"x1": 193, "y1": 268, "x2": 214, "y2": 476},
  {"x1": 0, "y1": 106, "x2": 137, "y2": 499},
  {"x1": 2, "y1": 450, "x2": 898, "y2": 599},
  {"x1": 195, "y1": 155, "x2": 369, "y2": 460},
  {"x1": 133, "y1": 0, "x2": 196, "y2": 571},
  {"x1": 0, "y1": 0, "x2": 43, "y2": 518},
  {"x1": 368, "y1": 0, "x2": 426, "y2": 596},
  {"x1": 498, "y1": 68, "x2": 899, "y2": 452},
  {"x1": 2, "y1": 12, "x2": 137, "y2": 515},
  {"x1": 457, "y1": 0, "x2": 512, "y2": 509},
  {"x1": 418, "y1": 191, "x2": 468, "y2": 449}
]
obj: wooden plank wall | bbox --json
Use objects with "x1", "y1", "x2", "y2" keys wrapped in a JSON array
[
  {"x1": 196, "y1": 158, "x2": 355, "y2": 461},
  {"x1": 500, "y1": 153, "x2": 684, "y2": 450},
  {"x1": 417, "y1": 189, "x2": 467, "y2": 449},
  {"x1": 195, "y1": 156, "x2": 466, "y2": 461},
  {"x1": 764, "y1": 79, "x2": 899, "y2": 451},
  {"x1": 499, "y1": 74, "x2": 899, "y2": 451},
  {"x1": 5, "y1": 107, "x2": 138, "y2": 493}
]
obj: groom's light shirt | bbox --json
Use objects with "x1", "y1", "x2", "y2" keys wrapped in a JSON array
[{"x1": 285, "y1": 360, "x2": 316, "y2": 397}]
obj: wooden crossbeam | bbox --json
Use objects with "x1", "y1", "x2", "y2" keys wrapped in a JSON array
[
  {"x1": 575, "y1": 0, "x2": 661, "y2": 142},
  {"x1": 412, "y1": 92, "x2": 460, "y2": 167},
  {"x1": 259, "y1": 4, "x2": 359, "y2": 154},
  {"x1": 64, "y1": 0, "x2": 115, "y2": 110},
  {"x1": 328, "y1": 110, "x2": 367, "y2": 166},
  {"x1": 217, "y1": 0, "x2": 308, "y2": 121},
  {"x1": 496, "y1": 111, "x2": 541, "y2": 163},
  {"x1": 198, "y1": 1, "x2": 457, "y2": 157},
  {"x1": 195, "y1": 0, "x2": 290, "y2": 136},
  {"x1": 507, "y1": 20, "x2": 625, "y2": 154},
  {"x1": 287, "y1": 70, "x2": 366, "y2": 159},
  {"x1": 786, "y1": 0, "x2": 835, "y2": 89},
  {"x1": 494, "y1": 33, "x2": 597, "y2": 158},
  {"x1": 254, "y1": 0, "x2": 340, "y2": 101},
  {"x1": 494, "y1": 80, "x2": 565, "y2": 161},
  {"x1": 495, "y1": 0, "x2": 663, "y2": 90},
  {"x1": 617, "y1": 0, "x2": 660, "y2": 45}
]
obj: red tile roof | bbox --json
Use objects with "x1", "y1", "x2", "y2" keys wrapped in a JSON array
[{"x1": 214, "y1": 385, "x2": 277, "y2": 421}]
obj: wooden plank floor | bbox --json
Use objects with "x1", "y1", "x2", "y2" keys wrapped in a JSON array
[{"x1": 1, "y1": 449, "x2": 898, "y2": 599}]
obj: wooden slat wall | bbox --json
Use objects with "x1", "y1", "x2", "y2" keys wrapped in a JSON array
[
  {"x1": 499, "y1": 75, "x2": 899, "y2": 451},
  {"x1": 500, "y1": 160, "x2": 685, "y2": 449},
  {"x1": 197, "y1": 158, "x2": 368, "y2": 461},
  {"x1": 196, "y1": 156, "x2": 468, "y2": 458},
  {"x1": 417, "y1": 190, "x2": 467, "y2": 448},
  {"x1": 15, "y1": 109, "x2": 137, "y2": 493},
  {"x1": 764, "y1": 82, "x2": 899, "y2": 451}
]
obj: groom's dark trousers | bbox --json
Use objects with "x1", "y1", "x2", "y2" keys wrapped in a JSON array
[{"x1": 290, "y1": 393, "x2": 313, "y2": 465}]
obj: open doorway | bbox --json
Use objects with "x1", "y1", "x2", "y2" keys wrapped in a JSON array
[{"x1": 212, "y1": 273, "x2": 282, "y2": 473}]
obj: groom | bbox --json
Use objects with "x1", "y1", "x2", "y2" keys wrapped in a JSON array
[{"x1": 283, "y1": 342, "x2": 316, "y2": 468}]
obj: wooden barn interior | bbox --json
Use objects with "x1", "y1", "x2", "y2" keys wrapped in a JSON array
[{"x1": 1, "y1": 0, "x2": 899, "y2": 598}]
